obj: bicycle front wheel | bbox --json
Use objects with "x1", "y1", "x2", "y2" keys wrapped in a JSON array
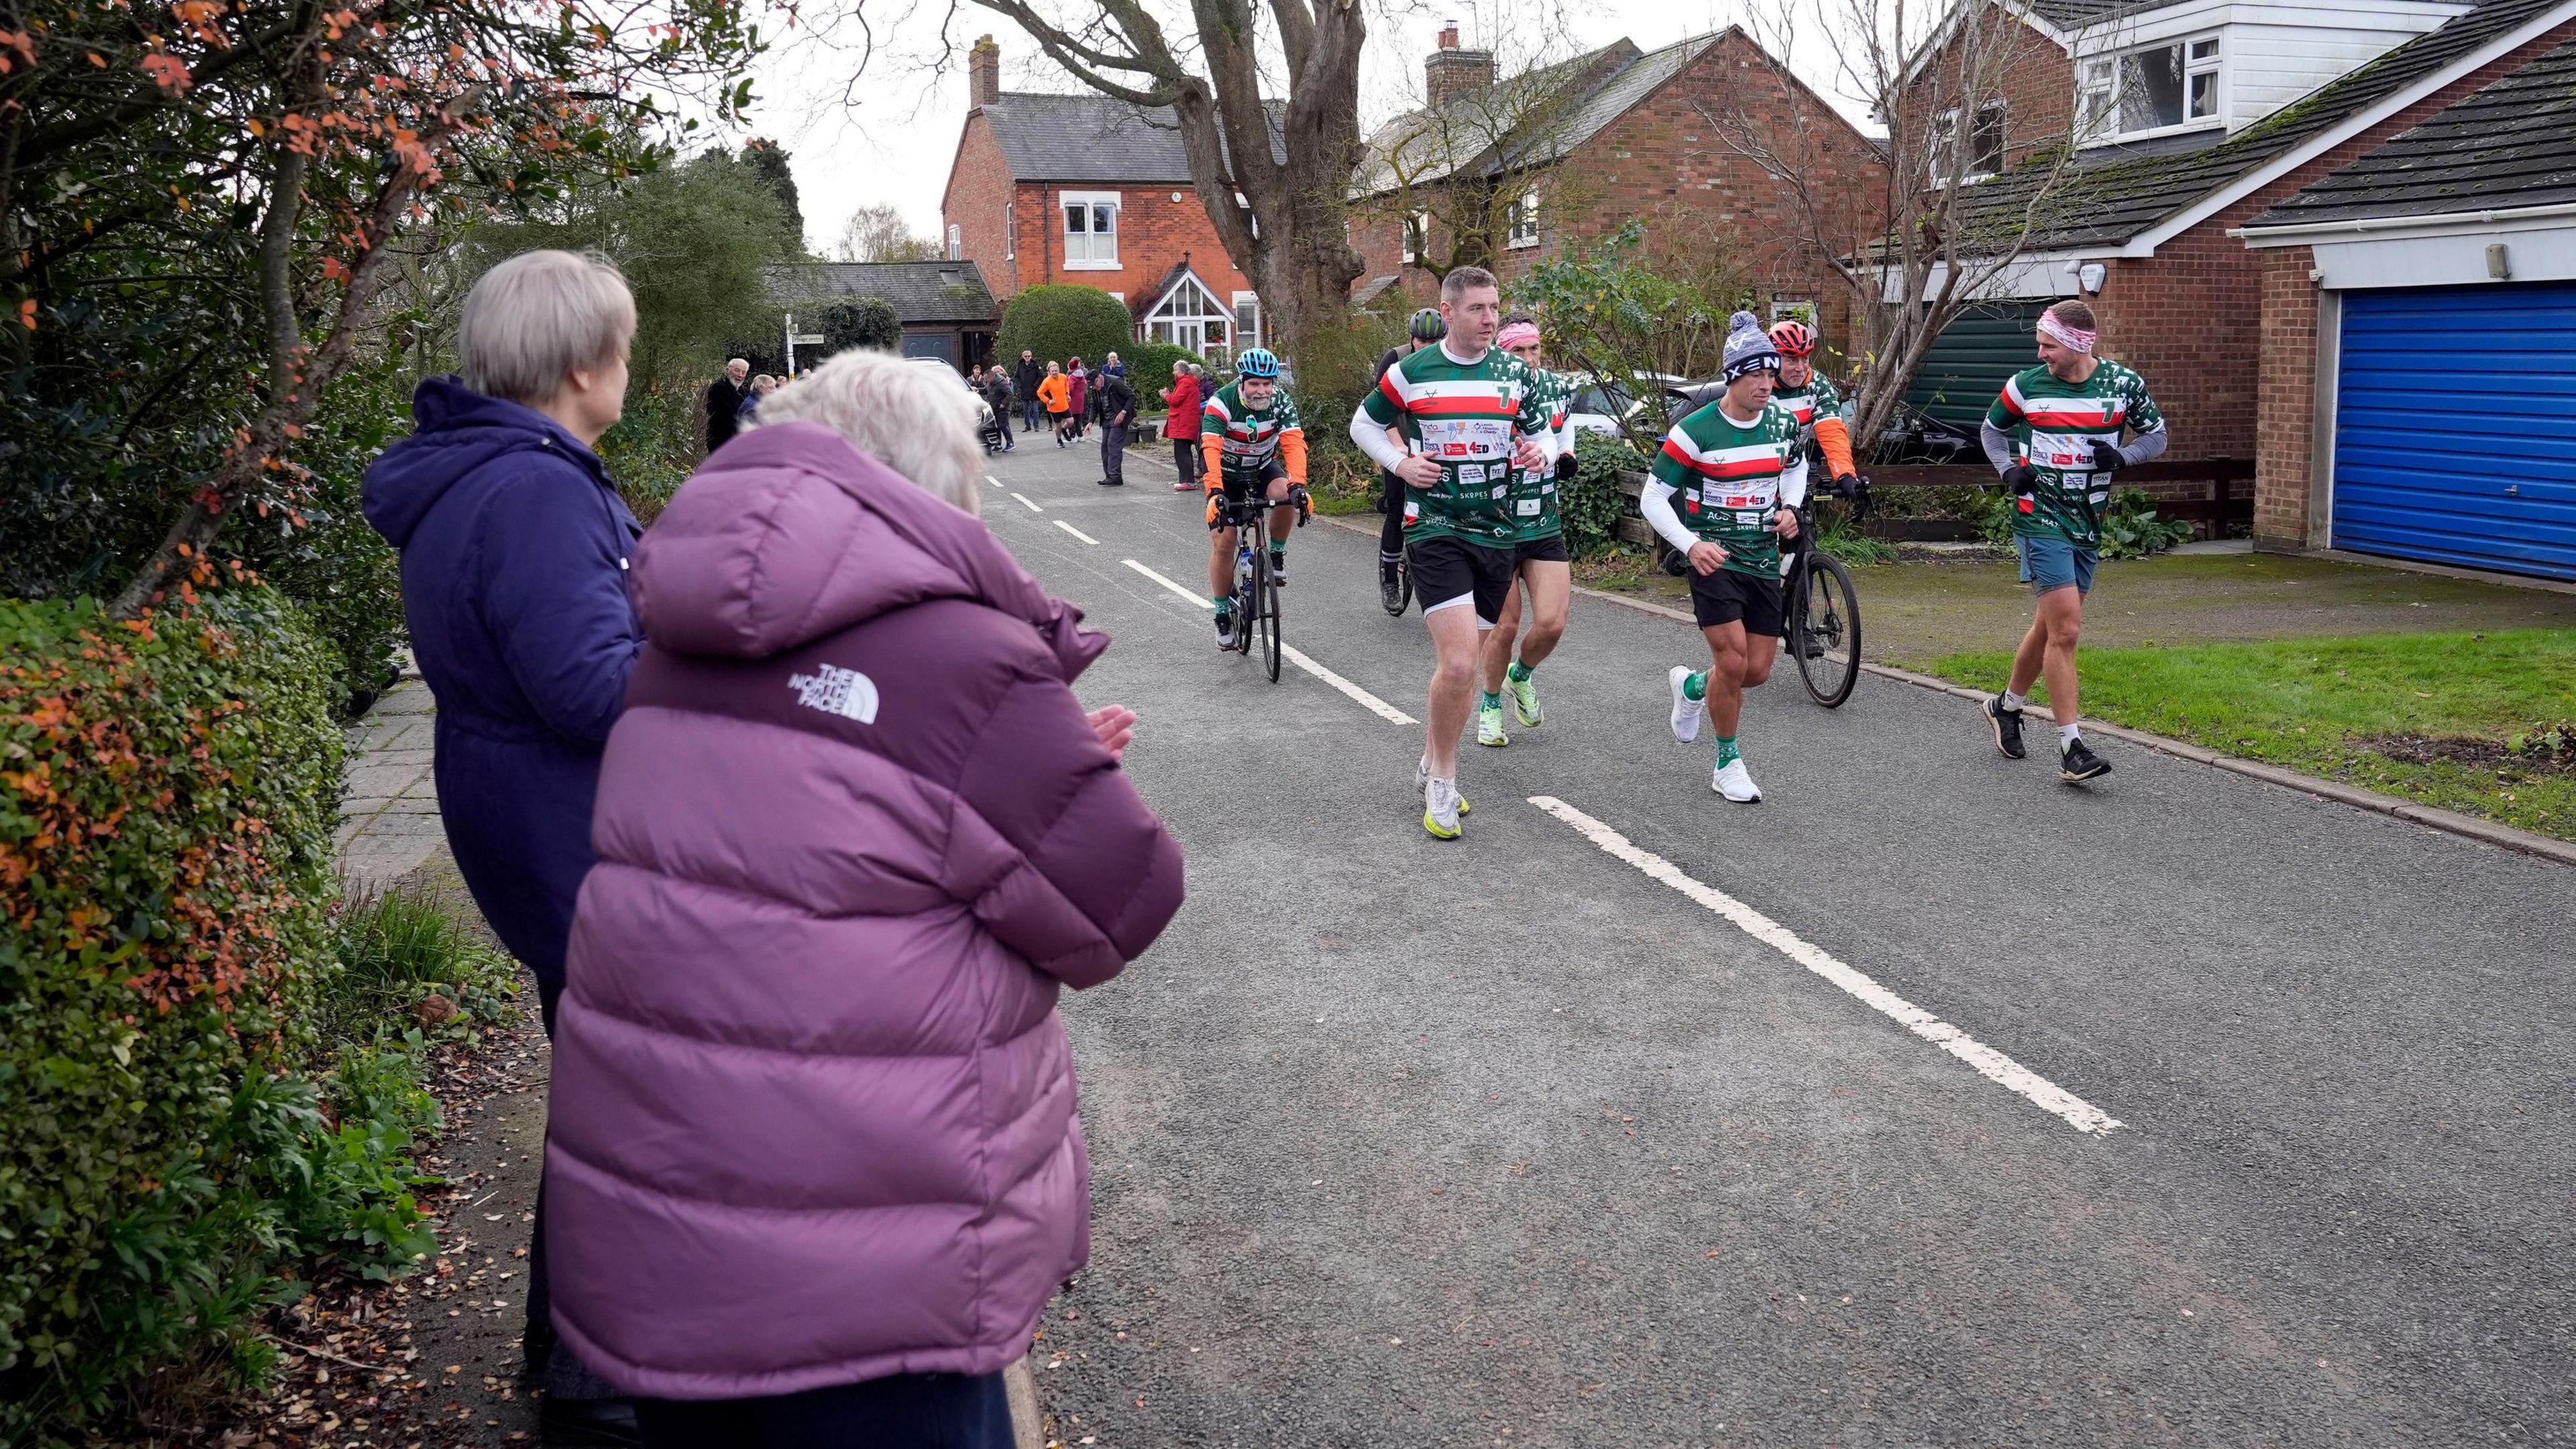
[
  {"x1": 1257, "y1": 541, "x2": 1283, "y2": 682},
  {"x1": 1792, "y1": 552, "x2": 1862, "y2": 708}
]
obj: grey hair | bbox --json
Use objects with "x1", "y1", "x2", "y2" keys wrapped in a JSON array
[
  {"x1": 753, "y1": 350, "x2": 983, "y2": 514},
  {"x1": 458, "y1": 250, "x2": 637, "y2": 407}
]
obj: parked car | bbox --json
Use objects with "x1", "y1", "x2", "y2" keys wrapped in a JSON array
[
  {"x1": 1562, "y1": 371, "x2": 1693, "y2": 443},
  {"x1": 910, "y1": 356, "x2": 1005, "y2": 452}
]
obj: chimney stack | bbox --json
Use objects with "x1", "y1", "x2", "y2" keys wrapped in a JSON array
[
  {"x1": 969, "y1": 34, "x2": 1002, "y2": 111},
  {"x1": 1425, "y1": 21, "x2": 1494, "y2": 111}
]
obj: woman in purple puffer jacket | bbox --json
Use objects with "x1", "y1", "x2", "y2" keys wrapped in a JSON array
[{"x1": 545, "y1": 347, "x2": 1184, "y2": 1446}]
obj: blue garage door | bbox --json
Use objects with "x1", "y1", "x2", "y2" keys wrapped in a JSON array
[{"x1": 2333, "y1": 282, "x2": 2576, "y2": 580}]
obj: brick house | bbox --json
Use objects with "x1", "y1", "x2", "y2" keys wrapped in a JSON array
[
  {"x1": 767, "y1": 260, "x2": 1000, "y2": 372},
  {"x1": 1894, "y1": 0, "x2": 2576, "y2": 478},
  {"x1": 2234, "y1": 35, "x2": 2576, "y2": 580},
  {"x1": 1344, "y1": 25, "x2": 1888, "y2": 352},
  {"x1": 940, "y1": 36, "x2": 1276, "y2": 360}
]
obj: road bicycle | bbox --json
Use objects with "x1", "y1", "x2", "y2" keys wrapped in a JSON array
[
  {"x1": 1781, "y1": 484, "x2": 1870, "y2": 708},
  {"x1": 1211, "y1": 486, "x2": 1307, "y2": 682}
]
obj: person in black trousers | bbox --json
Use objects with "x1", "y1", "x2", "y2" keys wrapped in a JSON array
[
  {"x1": 1014, "y1": 350, "x2": 1044, "y2": 434},
  {"x1": 1096, "y1": 361, "x2": 1133, "y2": 486},
  {"x1": 704, "y1": 358, "x2": 748, "y2": 454}
]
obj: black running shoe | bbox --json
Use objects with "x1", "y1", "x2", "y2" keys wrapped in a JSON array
[
  {"x1": 1379, "y1": 559, "x2": 1405, "y2": 613},
  {"x1": 2059, "y1": 738, "x2": 2112, "y2": 783},
  {"x1": 1985, "y1": 695, "x2": 2026, "y2": 759}
]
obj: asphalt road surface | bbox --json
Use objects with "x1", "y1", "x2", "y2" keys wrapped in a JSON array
[{"x1": 975, "y1": 430, "x2": 2572, "y2": 1448}]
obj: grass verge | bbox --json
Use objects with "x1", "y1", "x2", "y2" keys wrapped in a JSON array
[{"x1": 1915, "y1": 629, "x2": 2576, "y2": 842}]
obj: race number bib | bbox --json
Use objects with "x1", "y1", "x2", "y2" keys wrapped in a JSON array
[{"x1": 1420, "y1": 417, "x2": 1513, "y2": 460}]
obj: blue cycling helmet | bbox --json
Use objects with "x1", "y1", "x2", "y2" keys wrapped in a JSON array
[{"x1": 1236, "y1": 347, "x2": 1281, "y2": 379}]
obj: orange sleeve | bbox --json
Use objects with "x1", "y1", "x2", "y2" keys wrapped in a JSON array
[
  {"x1": 1279, "y1": 428, "x2": 1308, "y2": 486},
  {"x1": 1201, "y1": 429, "x2": 1224, "y2": 489},
  {"x1": 1814, "y1": 416, "x2": 1857, "y2": 480}
]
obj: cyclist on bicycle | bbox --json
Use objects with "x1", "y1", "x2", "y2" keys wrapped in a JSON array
[
  {"x1": 1766, "y1": 320, "x2": 1863, "y2": 500},
  {"x1": 1203, "y1": 346, "x2": 1307, "y2": 649},
  {"x1": 1476, "y1": 313, "x2": 1576, "y2": 747},
  {"x1": 1375, "y1": 309, "x2": 1449, "y2": 610},
  {"x1": 1642, "y1": 312, "x2": 1805, "y2": 804}
]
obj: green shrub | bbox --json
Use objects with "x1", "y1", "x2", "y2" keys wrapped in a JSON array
[
  {"x1": 598, "y1": 380, "x2": 703, "y2": 527},
  {"x1": 319, "y1": 888, "x2": 521, "y2": 1051},
  {"x1": 1124, "y1": 343, "x2": 1197, "y2": 411},
  {"x1": 238, "y1": 361, "x2": 412, "y2": 712},
  {"x1": 0, "y1": 588, "x2": 442, "y2": 1440},
  {"x1": 2098, "y1": 487, "x2": 2196, "y2": 559},
  {"x1": 822, "y1": 298, "x2": 902, "y2": 355},
  {"x1": 995, "y1": 285, "x2": 1134, "y2": 372},
  {"x1": 1564, "y1": 433, "x2": 1650, "y2": 558}
]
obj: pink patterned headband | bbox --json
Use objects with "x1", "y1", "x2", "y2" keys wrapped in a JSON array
[
  {"x1": 1497, "y1": 321, "x2": 1542, "y2": 350},
  {"x1": 2037, "y1": 311, "x2": 2096, "y2": 354}
]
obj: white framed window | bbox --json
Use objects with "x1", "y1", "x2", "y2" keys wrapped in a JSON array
[
  {"x1": 2079, "y1": 33, "x2": 2220, "y2": 142},
  {"x1": 1231, "y1": 291, "x2": 1261, "y2": 350},
  {"x1": 1507, "y1": 191, "x2": 1540, "y2": 249},
  {"x1": 946, "y1": 223, "x2": 962, "y2": 261},
  {"x1": 1402, "y1": 211, "x2": 1430, "y2": 265},
  {"x1": 1061, "y1": 191, "x2": 1120, "y2": 269},
  {"x1": 1770, "y1": 297, "x2": 1817, "y2": 326},
  {"x1": 1142, "y1": 274, "x2": 1234, "y2": 361},
  {"x1": 1004, "y1": 203, "x2": 1014, "y2": 260},
  {"x1": 1932, "y1": 101, "x2": 2006, "y2": 181}
]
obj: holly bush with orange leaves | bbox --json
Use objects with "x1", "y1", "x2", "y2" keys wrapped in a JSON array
[{"x1": 0, "y1": 588, "x2": 356, "y2": 1436}]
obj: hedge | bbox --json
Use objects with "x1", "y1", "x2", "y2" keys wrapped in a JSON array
[
  {"x1": 1122, "y1": 342, "x2": 1198, "y2": 413},
  {"x1": 0, "y1": 588, "x2": 438, "y2": 1440},
  {"x1": 995, "y1": 284, "x2": 1134, "y2": 372}
]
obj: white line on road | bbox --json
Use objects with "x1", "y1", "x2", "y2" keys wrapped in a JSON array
[
  {"x1": 1013, "y1": 492, "x2": 1044, "y2": 513},
  {"x1": 983, "y1": 474, "x2": 1002, "y2": 488},
  {"x1": 1120, "y1": 559, "x2": 1419, "y2": 725},
  {"x1": 1054, "y1": 519, "x2": 1100, "y2": 545},
  {"x1": 1528, "y1": 795, "x2": 2125, "y2": 1136},
  {"x1": 1281, "y1": 644, "x2": 1416, "y2": 724}
]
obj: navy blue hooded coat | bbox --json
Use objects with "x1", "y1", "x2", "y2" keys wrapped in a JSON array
[{"x1": 362, "y1": 377, "x2": 644, "y2": 984}]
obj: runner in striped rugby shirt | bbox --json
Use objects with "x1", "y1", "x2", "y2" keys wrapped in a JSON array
[
  {"x1": 1347, "y1": 266, "x2": 1553, "y2": 840},
  {"x1": 1474, "y1": 313, "x2": 1578, "y2": 749},
  {"x1": 1642, "y1": 311, "x2": 1805, "y2": 803},
  {"x1": 1978, "y1": 299, "x2": 2169, "y2": 783}
]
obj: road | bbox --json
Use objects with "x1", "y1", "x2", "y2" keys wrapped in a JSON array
[{"x1": 975, "y1": 431, "x2": 2573, "y2": 1447}]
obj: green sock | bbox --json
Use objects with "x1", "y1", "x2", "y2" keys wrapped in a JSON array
[
  {"x1": 1480, "y1": 690, "x2": 1502, "y2": 710},
  {"x1": 1682, "y1": 671, "x2": 1707, "y2": 702},
  {"x1": 1212, "y1": 595, "x2": 1231, "y2": 614},
  {"x1": 1507, "y1": 659, "x2": 1533, "y2": 682},
  {"x1": 1715, "y1": 735, "x2": 1740, "y2": 767}
]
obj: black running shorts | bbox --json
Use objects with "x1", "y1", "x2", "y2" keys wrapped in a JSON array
[
  {"x1": 1406, "y1": 535, "x2": 1517, "y2": 628},
  {"x1": 1689, "y1": 566, "x2": 1784, "y2": 637},
  {"x1": 1513, "y1": 533, "x2": 1570, "y2": 566}
]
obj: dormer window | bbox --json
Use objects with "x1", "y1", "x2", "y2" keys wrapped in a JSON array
[{"x1": 2080, "y1": 33, "x2": 2220, "y2": 142}]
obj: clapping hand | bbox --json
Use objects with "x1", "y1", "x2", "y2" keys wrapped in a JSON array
[{"x1": 1087, "y1": 706, "x2": 1136, "y2": 761}]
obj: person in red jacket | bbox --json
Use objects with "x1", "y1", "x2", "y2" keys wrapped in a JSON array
[{"x1": 1162, "y1": 362, "x2": 1204, "y2": 492}]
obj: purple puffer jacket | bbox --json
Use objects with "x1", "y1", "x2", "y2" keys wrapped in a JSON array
[{"x1": 545, "y1": 421, "x2": 1184, "y2": 1401}]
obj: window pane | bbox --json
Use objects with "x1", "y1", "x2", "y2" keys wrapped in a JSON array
[
  {"x1": 2188, "y1": 38, "x2": 2218, "y2": 61},
  {"x1": 1972, "y1": 105, "x2": 2005, "y2": 171},
  {"x1": 1092, "y1": 203, "x2": 1115, "y2": 237},
  {"x1": 2189, "y1": 70, "x2": 2216, "y2": 118},
  {"x1": 2121, "y1": 45, "x2": 2186, "y2": 130},
  {"x1": 1065, "y1": 204, "x2": 1086, "y2": 235}
]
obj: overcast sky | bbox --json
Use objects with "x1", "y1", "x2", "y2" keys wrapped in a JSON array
[{"x1": 721, "y1": 0, "x2": 1838, "y2": 257}]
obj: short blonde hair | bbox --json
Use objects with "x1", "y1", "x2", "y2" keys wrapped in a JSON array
[
  {"x1": 459, "y1": 250, "x2": 636, "y2": 406},
  {"x1": 753, "y1": 350, "x2": 982, "y2": 514}
]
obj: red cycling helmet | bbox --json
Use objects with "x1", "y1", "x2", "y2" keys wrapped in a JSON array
[{"x1": 1768, "y1": 320, "x2": 1817, "y2": 358}]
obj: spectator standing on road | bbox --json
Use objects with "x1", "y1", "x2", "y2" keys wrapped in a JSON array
[
  {"x1": 360, "y1": 248, "x2": 645, "y2": 1446},
  {"x1": 545, "y1": 347, "x2": 1183, "y2": 1448},
  {"x1": 1097, "y1": 358, "x2": 1134, "y2": 487},
  {"x1": 705, "y1": 357, "x2": 749, "y2": 454},
  {"x1": 1163, "y1": 361, "x2": 1204, "y2": 492},
  {"x1": 1067, "y1": 357, "x2": 1090, "y2": 440},
  {"x1": 1039, "y1": 361, "x2": 1072, "y2": 445},
  {"x1": 979, "y1": 366, "x2": 1016, "y2": 451},
  {"x1": 1015, "y1": 350, "x2": 1044, "y2": 434},
  {"x1": 737, "y1": 374, "x2": 777, "y2": 425}
]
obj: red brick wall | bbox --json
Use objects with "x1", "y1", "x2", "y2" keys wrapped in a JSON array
[
  {"x1": 2096, "y1": 18, "x2": 2576, "y2": 466},
  {"x1": 2254, "y1": 244, "x2": 2320, "y2": 546},
  {"x1": 1896, "y1": 9, "x2": 2074, "y2": 174},
  {"x1": 942, "y1": 114, "x2": 1018, "y2": 296}
]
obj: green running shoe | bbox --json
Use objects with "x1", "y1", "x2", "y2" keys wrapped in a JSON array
[
  {"x1": 1477, "y1": 696, "x2": 1509, "y2": 747},
  {"x1": 1507, "y1": 669, "x2": 1543, "y2": 728}
]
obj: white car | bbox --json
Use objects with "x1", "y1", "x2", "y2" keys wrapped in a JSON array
[{"x1": 1560, "y1": 371, "x2": 1691, "y2": 441}]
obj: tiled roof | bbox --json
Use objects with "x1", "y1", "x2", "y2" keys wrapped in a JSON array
[
  {"x1": 978, "y1": 93, "x2": 1285, "y2": 183},
  {"x1": 2020, "y1": 0, "x2": 2159, "y2": 34},
  {"x1": 1952, "y1": 0, "x2": 2571, "y2": 250},
  {"x1": 2247, "y1": 36, "x2": 2576, "y2": 225},
  {"x1": 767, "y1": 262, "x2": 998, "y2": 324},
  {"x1": 1352, "y1": 33, "x2": 1721, "y2": 197}
]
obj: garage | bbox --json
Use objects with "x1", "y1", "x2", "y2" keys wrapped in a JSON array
[
  {"x1": 2331, "y1": 282, "x2": 2576, "y2": 581},
  {"x1": 1903, "y1": 300, "x2": 2051, "y2": 433}
]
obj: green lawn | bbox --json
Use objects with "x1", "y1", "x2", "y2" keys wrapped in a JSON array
[{"x1": 1918, "y1": 630, "x2": 2576, "y2": 843}]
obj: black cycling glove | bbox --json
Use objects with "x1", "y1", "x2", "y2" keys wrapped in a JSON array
[
  {"x1": 1831, "y1": 472, "x2": 1862, "y2": 500},
  {"x1": 2087, "y1": 439, "x2": 2125, "y2": 474},
  {"x1": 2000, "y1": 464, "x2": 2039, "y2": 496}
]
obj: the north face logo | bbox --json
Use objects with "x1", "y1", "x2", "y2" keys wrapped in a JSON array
[{"x1": 788, "y1": 663, "x2": 879, "y2": 724}]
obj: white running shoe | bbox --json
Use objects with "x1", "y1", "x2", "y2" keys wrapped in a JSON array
[
  {"x1": 1412, "y1": 757, "x2": 1470, "y2": 814},
  {"x1": 1667, "y1": 665, "x2": 1703, "y2": 743},
  {"x1": 1712, "y1": 757, "x2": 1762, "y2": 803},
  {"x1": 1424, "y1": 775, "x2": 1464, "y2": 839}
]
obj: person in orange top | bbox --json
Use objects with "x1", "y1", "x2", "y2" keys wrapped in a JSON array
[
  {"x1": 1036, "y1": 362, "x2": 1072, "y2": 446},
  {"x1": 1766, "y1": 321, "x2": 1862, "y2": 494}
]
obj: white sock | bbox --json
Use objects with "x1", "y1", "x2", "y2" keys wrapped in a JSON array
[
  {"x1": 2057, "y1": 723, "x2": 2082, "y2": 751},
  {"x1": 2001, "y1": 690, "x2": 2028, "y2": 711}
]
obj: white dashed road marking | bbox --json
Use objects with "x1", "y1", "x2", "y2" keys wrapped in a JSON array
[
  {"x1": 984, "y1": 474, "x2": 1002, "y2": 488},
  {"x1": 1120, "y1": 559, "x2": 1418, "y2": 726},
  {"x1": 1013, "y1": 492, "x2": 1044, "y2": 512},
  {"x1": 1529, "y1": 795, "x2": 2126, "y2": 1136},
  {"x1": 1055, "y1": 520, "x2": 1100, "y2": 545}
]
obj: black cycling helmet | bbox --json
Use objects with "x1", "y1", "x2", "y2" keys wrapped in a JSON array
[{"x1": 1407, "y1": 307, "x2": 1447, "y2": 343}]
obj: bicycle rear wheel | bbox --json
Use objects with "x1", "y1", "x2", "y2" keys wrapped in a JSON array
[
  {"x1": 1792, "y1": 552, "x2": 1862, "y2": 708},
  {"x1": 1256, "y1": 540, "x2": 1283, "y2": 682}
]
